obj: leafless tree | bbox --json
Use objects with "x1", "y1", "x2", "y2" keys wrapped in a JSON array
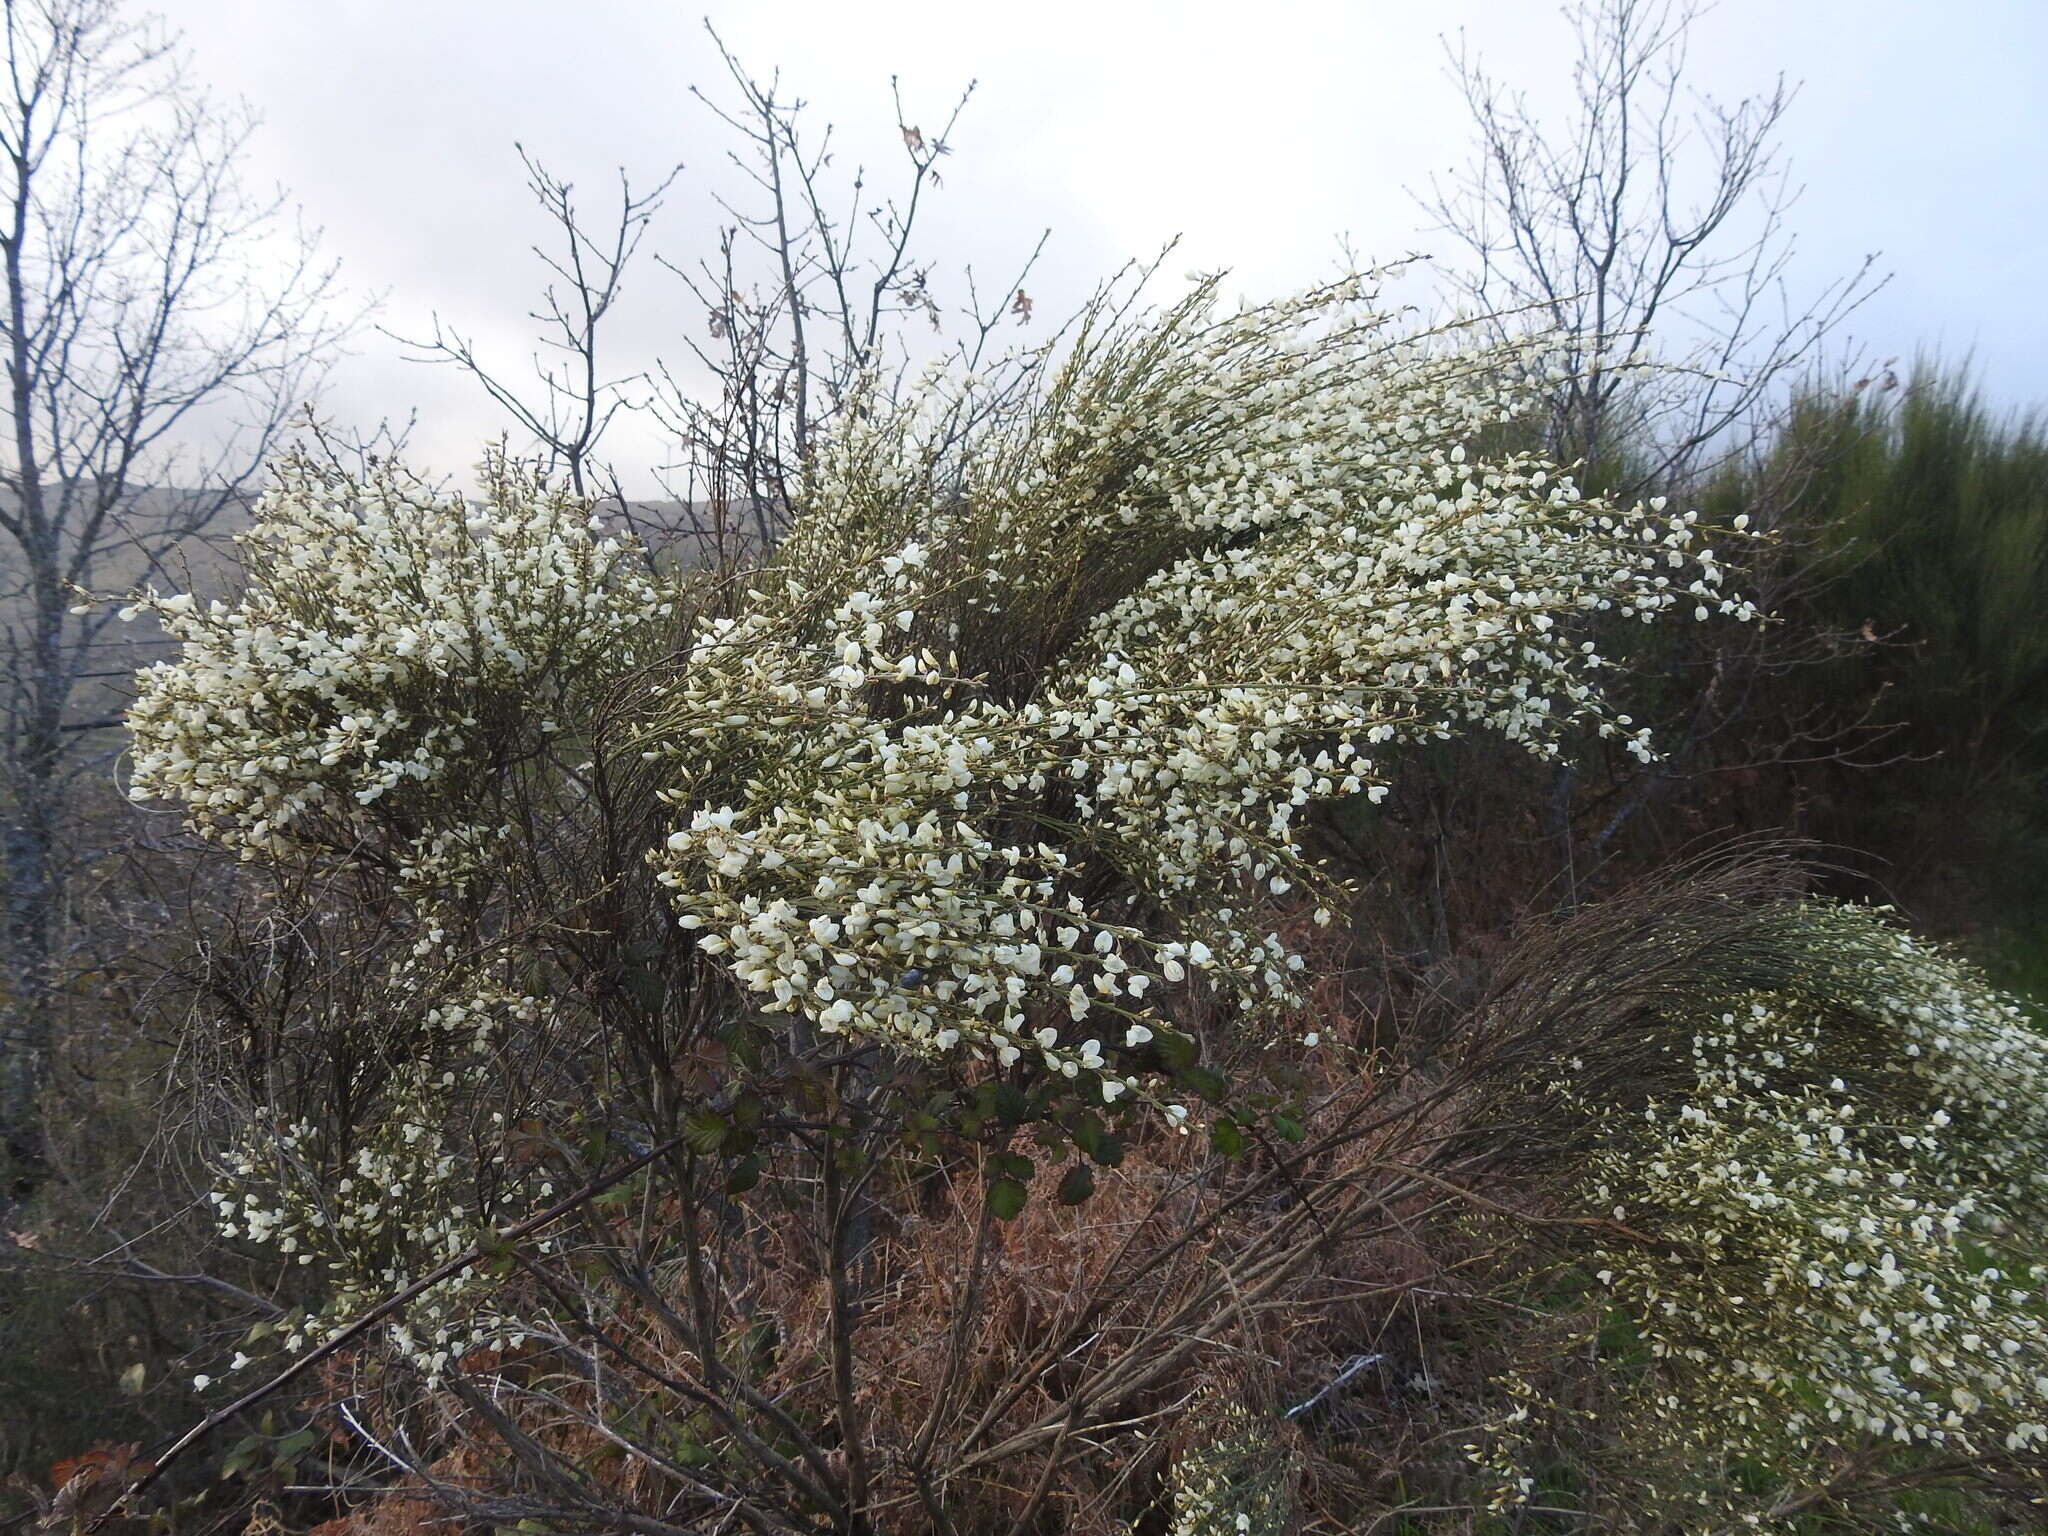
[
  {"x1": 401, "y1": 145, "x2": 680, "y2": 509},
  {"x1": 1404, "y1": 0, "x2": 1895, "y2": 913},
  {"x1": 655, "y1": 29, "x2": 1046, "y2": 537},
  {"x1": 0, "y1": 0, "x2": 346, "y2": 1150},
  {"x1": 406, "y1": 25, "x2": 1049, "y2": 572},
  {"x1": 1418, "y1": 0, "x2": 1881, "y2": 491}
]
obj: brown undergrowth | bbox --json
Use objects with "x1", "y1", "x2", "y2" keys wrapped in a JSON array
[{"x1": 292, "y1": 918, "x2": 1569, "y2": 1536}]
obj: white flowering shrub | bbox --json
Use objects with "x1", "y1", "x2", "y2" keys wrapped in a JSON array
[
  {"x1": 646, "y1": 275, "x2": 1749, "y2": 1109},
  {"x1": 1468, "y1": 900, "x2": 2048, "y2": 1525},
  {"x1": 124, "y1": 450, "x2": 673, "y2": 862},
  {"x1": 128, "y1": 280, "x2": 1748, "y2": 1118},
  {"x1": 148, "y1": 275, "x2": 2048, "y2": 1536},
  {"x1": 116, "y1": 450, "x2": 684, "y2": 1378},
  {"x1": 1151, "y1": 1392, "x2": 1295, "y2": 1536},
  {"x1": 202, "y1": 975, "x2": 560, "y2": 1375}
]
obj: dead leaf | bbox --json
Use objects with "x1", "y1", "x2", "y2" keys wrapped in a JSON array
[
  {"x1": 51, "y1": 1442, "x2": 151, "y2": 1490},
  {"x1": 47, "y1": 1442, "x2": 154, "y2": 1530}
]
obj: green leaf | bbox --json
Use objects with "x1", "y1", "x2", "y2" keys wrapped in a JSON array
[
  {"x1": 1056, "y1": 1163, "x2": 1096, "y2": 1205},
  {"x1": 992, "y1": 1082, "x2": 1030, "y2": 1126},
  {"x1": 987, "y1": 1177, "x2": 1028, "y2": 1221},
  {"x1": 724, "y1": 1018, "x2": 768, "y2": 1071},
  {"x1": 990, "y1": 1151, "x2": 1035, "y2": 1183},
  {"x1": 725, "y1": 1153, "x2": 763, "y2": 1195},
  {"x1": 682, "y1": 1110, "x2": 731, "y2": 1154},
  {"x1": 1210, "y1": 1117, "x2": 1246, "y2": 1158},
  {"x1": 222, "y1": 1436, "x2": 262, "y2": 1479},
  {"x1": 1068, "y1": 1112, "x2": 1105, "y2": 1160},
  {"x1": 1154, "y1": 1030, "x2": 1199, "y2": 1071},
  {"x1": 273, "y1": 1425, "x2": 318, "y2": 1473}
]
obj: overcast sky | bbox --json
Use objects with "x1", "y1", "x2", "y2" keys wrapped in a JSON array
[{"x1": 171, "y1": 0, "x2": 2048, "y2": 491}]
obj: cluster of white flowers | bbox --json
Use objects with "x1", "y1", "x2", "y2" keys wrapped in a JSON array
[
  {"x1": 1793, "y1": 908, "x2": 2048, "y2": 1210},
  {"x1": 651, "y1": 276, "x2": 1749, "y2": 1092},
  {"x1": 123, "y1": 450, "x2": 673, "y2": 860},
  {"x1": 649, "y1": 550, "x2": 1228, "y2": 1098},
  {"x1": 1578, "y1": 905, "x2": 2048, "y2": 1502},
  {"x1": 203, "y1": 978, "x2": 555, "y2": 1377},
  {"x1": 1149, "y1": 1393, "x2": 1294, "y2": 1536}
]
